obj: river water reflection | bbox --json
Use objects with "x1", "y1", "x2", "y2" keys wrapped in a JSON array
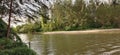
[{"x1": 19, "y1": 32, "x2": 120, "y2": 55}]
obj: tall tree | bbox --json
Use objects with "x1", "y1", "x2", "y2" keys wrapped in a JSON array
[
  {"x1": 0, "y1": 0, "x2": 51, "y2": 38},
  {"x1": 6, "y1": 0, "x2": 13, "y2": 38}
]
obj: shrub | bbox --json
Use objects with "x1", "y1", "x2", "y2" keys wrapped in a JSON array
[
  {"x1": 0, "y1": 38, "x2": 36, "y2": 55},
  {"x1": 0, "y1": 47, "x2": 36, "y2": 55}
]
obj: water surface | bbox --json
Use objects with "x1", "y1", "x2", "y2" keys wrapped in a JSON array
[{"x1": 19, "y1": 32, "x2": 120, "y2": 55}]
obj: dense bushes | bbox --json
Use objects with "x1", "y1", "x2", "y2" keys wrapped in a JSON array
[
  {"x1": 15, "y1": 22, "x2": 42, "y2": 33},
  {"x1": 0, "y1": 38, "x2": 36, "y2": 55},
  {"x1": 0, "y1": 47, "x2": 36, "y2": 55}
]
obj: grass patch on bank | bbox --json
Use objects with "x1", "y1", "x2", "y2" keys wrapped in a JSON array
[{"x1": 0, "y1": 38, "x2": 36, "y2": 55}]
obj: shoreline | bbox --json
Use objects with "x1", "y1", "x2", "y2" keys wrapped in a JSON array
[{"x1": 43, "y1": 29, "x2": 120, "y2": 34}]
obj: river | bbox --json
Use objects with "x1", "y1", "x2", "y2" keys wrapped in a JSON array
[{"x1": 19, "y1": 31, "x2": 120, "y2": 55}]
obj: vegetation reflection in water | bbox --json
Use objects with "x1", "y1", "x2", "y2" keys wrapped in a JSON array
[{"x1": 20, "y1": 32, "x2": 120, "y2": 55}]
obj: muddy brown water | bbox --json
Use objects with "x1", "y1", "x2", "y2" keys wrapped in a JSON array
[{"x1": 19, "y1": 32, "x2": 120, "y2": 55}]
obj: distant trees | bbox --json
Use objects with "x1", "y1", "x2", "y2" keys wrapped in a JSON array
[
  {"x1": 51, "y1": 0, "x2": 87, "y2": 30},
  {"x1": 15, "y1": 0, "x2": 120, "y2": 32},
  {"x1": 49, "y1": 0, "x2": 120, "y2": 30}
]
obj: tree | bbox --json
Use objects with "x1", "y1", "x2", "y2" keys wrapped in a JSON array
[
  {"x1": 0, "y1": 0, "x2": 51, "y2": 39},
  {"x1": 6, "y1": 0, "x2": 13, "y2": 38},
  {"x1": 49, "y1": 0, "x2": 88, "y2": 30}
]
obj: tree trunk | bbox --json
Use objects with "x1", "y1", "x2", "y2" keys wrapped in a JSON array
[{"x1": 7, "y1": 0, "x2": 13, "y2": 38}]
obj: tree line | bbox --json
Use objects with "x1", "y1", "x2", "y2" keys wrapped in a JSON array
[{"x1": 14, "y1": 0, "x2": 120, "y2": 33}]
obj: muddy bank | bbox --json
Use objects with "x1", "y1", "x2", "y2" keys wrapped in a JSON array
[{"x1": 43, "y1": 29, "x2": 120, "y2": 34}]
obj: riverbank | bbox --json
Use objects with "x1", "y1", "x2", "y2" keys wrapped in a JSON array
[
  {"x1": 0, "y1": 38, "x2": 36, "y2": 55},
  {"x1": 43, "y1": 29, "x2": 120, "y2": 34}
]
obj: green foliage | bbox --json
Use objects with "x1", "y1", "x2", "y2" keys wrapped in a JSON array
[
  {"x1": 0, "y1": 38, "x2": 25, "y2": 49},
  {"x1": 0, "y1": 18, "x2": 22, "y2": 42},
  {"x1": 0, "y1": 18, "x2": 36, "y2": 55},
  {"x1": 15, "y1": 22, "x2": 42, "y2": 33},
  {"x1": 0, "y1": 38, "x2": 36, "y2": 55},
  {"x1": 0, "y1": 47, "x2": 36, "y2": 55},
  {"x1": 94, "y1": 5, "x2": 120, "y2": 28}
]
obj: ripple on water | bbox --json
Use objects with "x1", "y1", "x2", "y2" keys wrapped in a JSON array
[
  {"x1": 111, "y1": 46, "x2": 120, "y2": 49},
  {"x1": 83, "y1": 50, "x2": 95, "y2": 55},
  {"x1": 100, "y1": 49, "x2": 120, "y2": 55}
]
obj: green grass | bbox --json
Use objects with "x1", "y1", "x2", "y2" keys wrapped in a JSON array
[{"x1": 0, "y1": 38, "x2": 36, "y2": 55}]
